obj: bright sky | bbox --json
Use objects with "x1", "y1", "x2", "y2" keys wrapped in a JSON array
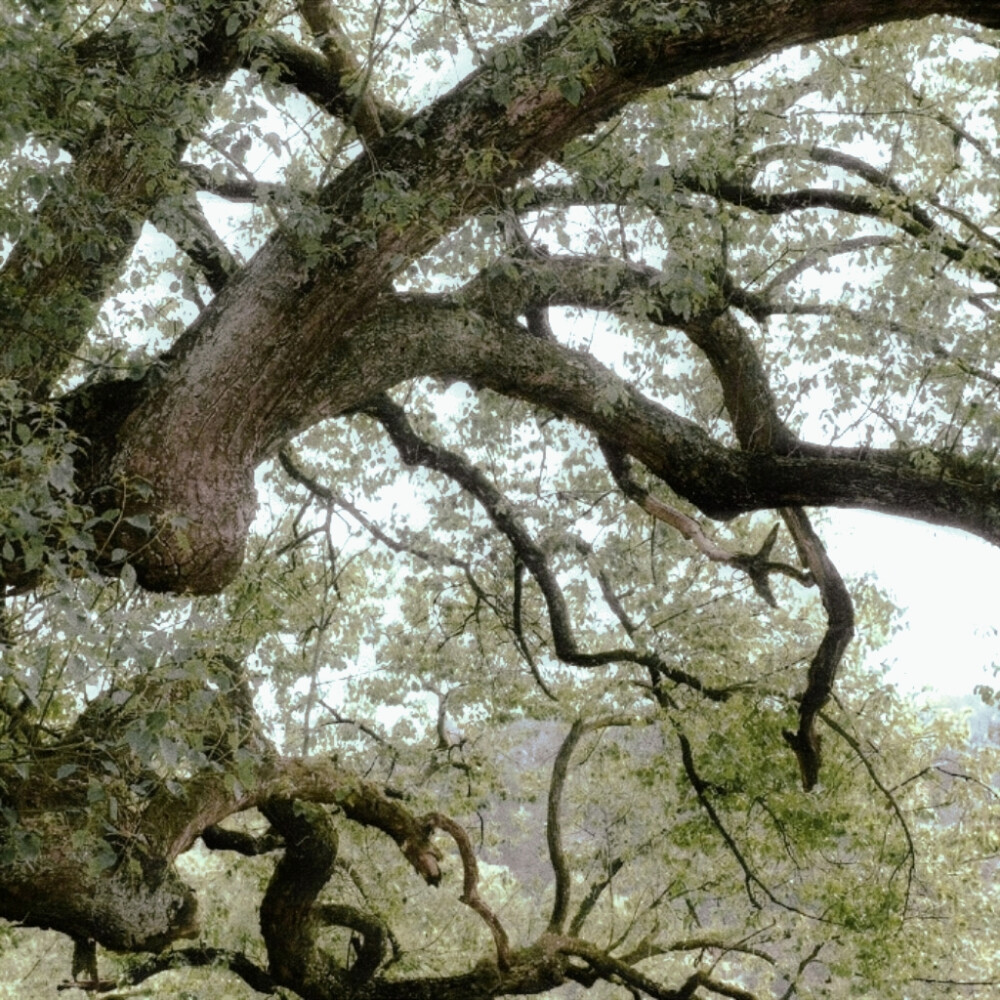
[{"x1": 826, "y1": 508, "x2": 1000, "y2": 696}]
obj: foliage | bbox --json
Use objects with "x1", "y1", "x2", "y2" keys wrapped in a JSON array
[{"x1": 2, "y1": 2, "x2": 1000, "y2": 999}]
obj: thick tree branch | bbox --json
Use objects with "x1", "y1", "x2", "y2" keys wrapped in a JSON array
[
  {"x1": 600, "y1": 442, "x2": 811, "y2": 607},
  {"x1": 296, "y1": 0, "x2": 390, "y2": 145},
  {"x1": 117, "y1": 947, "x2": 275, "y2": 995},
  {"x1": 201, "y1": 824, "x2": 284, "y2": 855},
  {"x1": 247, "y1": 29, "x2": 405, "y2": 136},
  {"x1": 547, "y1": 719, "x2": 585, "y2": 934},
  {"x1": 152, "y1": 191, "x2": 238, "y2": 295}
]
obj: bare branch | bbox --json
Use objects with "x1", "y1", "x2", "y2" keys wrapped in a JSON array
[
  {"x1": 568, "y1": 856, "x2": 626, "y2": 936},
  {"x1": 115, "y1": 947, "x2": 275, "y2": 994},
  {"x1": 819, "y1": 711, "x2": 916, "y2": 910},
  {"x1": 361, "y1": 393, "x2": 731, "y2": 698},
  {"x1": 427, "y1": 811, "x2": 512, "y2": 970},
  {"x1": 779, "y1": 508, "x2": 854, "y2": 791},
  {"x1": 601, "y1": 441, "x2": 811, "y2": 607}
]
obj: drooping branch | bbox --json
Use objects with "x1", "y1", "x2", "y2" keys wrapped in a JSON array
[
  {"x1": 778, "y1": 508, "x2": 854, "y2": 791},
  {"x1": 753, "y1": 143, "x2": 1000, "y2": 281},
  {"x1": 673, "y1": 728, "x2": 819, "y2": 922},
  {"x1": 676, "y1": 729, "x2": 766, "y2": 911},
  {"x1": 665, "y1": 309, "x2": 856, "y2": 790}
]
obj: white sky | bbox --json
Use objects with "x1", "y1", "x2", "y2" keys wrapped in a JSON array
[{"x1": 826, "y1": 508, "x2": 1000, "y2": 696}]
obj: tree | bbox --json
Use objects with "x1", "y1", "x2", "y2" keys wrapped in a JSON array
[{"x1": 3, "y1": 0, "x2": 1000, "y2": 996}]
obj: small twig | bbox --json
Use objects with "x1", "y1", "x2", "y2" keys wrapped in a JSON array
[{"x1": 819, "y1": 710, "x2": 915, "y2": 912}]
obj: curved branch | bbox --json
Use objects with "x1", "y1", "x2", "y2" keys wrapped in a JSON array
[
  {"x1": 547, "y1": 719, "x2": 585, "y2": 934},
  {"x1": 201, "y1": 824, "x2": 284, "y2": 855},
  {"x1": 759, "y1": 235, "x2": 899, "y2": 297},
  {"x1": 314, "y1": 902, "x2": 389, "y2": 985},
  {"x1": 427, "y1": 812, "x2": 512, "y2": 970},
  {"x1": 685, "y1": 161, "x2": 1000, "y2": 286},
  {"x1": 779, "y1": 508, "x2": 854, "y2": 791},
  {"x1": 258, "y1": 796, "x2": 393, "y2": 992},
  {"x1": 601, "y1": 441, "x2": 811, "y2": 607},
  {"x1": 256, "y1": 757, "x2": 443, "y2": 886},
  {"x1": 659, "y1": 304, "x2": 855, "y2": 790}
]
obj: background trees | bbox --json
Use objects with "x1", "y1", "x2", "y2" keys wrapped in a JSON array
[{"x1": 3, "y1": 1, "x2": 1000, "y2": 997}]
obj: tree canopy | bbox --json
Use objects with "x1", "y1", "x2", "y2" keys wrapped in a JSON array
[{"x1": 3, "y1": 1, "x2": 1000, "y2": 997}]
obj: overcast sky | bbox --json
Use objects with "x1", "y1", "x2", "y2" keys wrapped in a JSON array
[{"x1": 827, "y1": 509, "x2": 1000, "y2": 697}]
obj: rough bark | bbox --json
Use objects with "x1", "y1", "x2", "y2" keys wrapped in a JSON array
[{"x1": 23, "y1": 0, "x2": 999, "y2": 594}]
